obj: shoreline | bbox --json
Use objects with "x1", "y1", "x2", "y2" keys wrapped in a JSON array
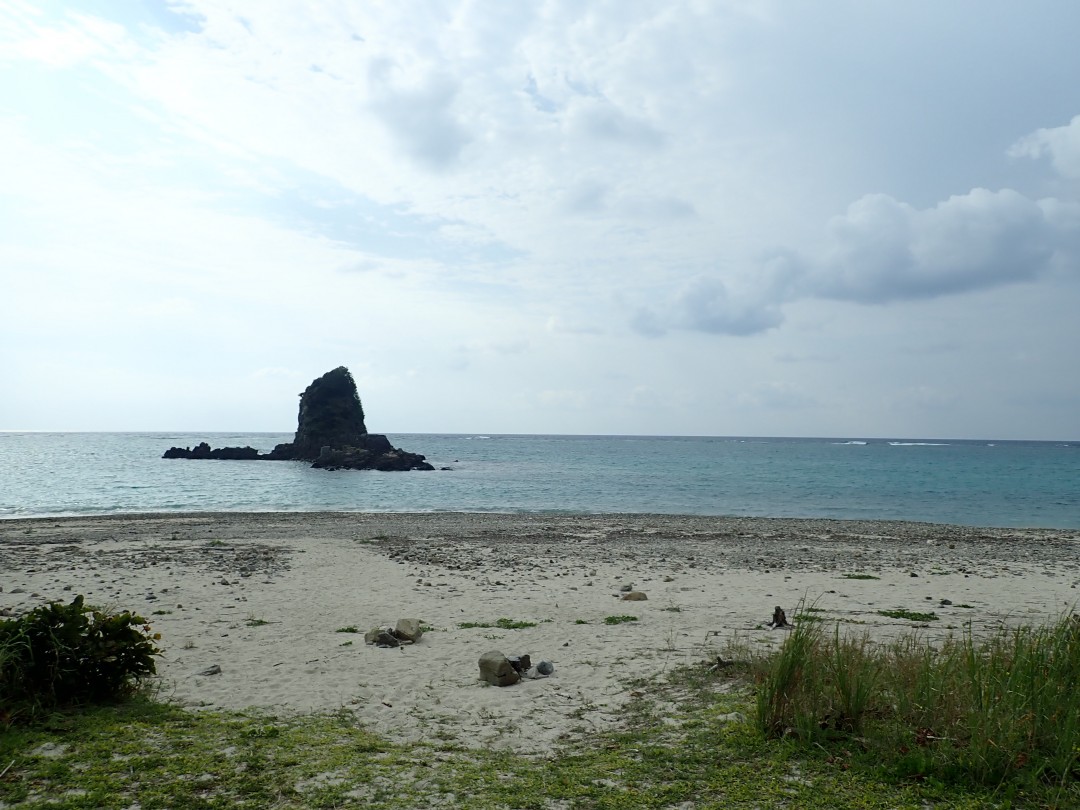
[
  {"x1": 4, "y1": 508, "x2": 1078, "y2": 532},
  {"x1": 3, "y1": 512, "x2": 1079, "y2": 751}
]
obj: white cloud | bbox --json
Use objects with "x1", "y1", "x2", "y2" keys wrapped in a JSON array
[
  {"x1": 802, "y1": 188, "x2": 1068, "y2": 304},
  {"x1": 0, "y1": 6, "x2": 135, "y2": 68},
  {"x1": 634, "y1": 186, "x2": 1079, "y2": 337},
  {"x1": 1010, "y1": 115, "x2": 1080, "y2": 179}
]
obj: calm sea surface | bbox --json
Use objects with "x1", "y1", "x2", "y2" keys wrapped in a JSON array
[{"x1": 0, "y1": 433, "x2": 1077, "y2": 528}]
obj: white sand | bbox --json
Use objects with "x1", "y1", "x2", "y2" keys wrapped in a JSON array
[{"x1": 2, "y1": 513, "x2": 1078, "y2": 752}]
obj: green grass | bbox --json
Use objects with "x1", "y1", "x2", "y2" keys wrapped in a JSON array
[
  {"x1": 458, "y1": 618, "x2": 537, "y2": 630},
  {"x1": 335, "y1": 626, "x2": 360, "y2": 634},
  {"x1": 840, "y1": 573, "x2": 880, "y2": 580},
  {"x1": 604, "y1": 615, "x2": 639, "y2": 625},
  {"x1": 245, "y1": 617, "x2": 272, "y2": 627},
  {"x1": 878, "y1": 609, "x2": 939, "y2": 622},
  {"x1": 754, "y1": 613, "x2": 1080, "y2": 805},
  {"x1": 0, "y1": 669, "x2": 1022, "y2": 809}
]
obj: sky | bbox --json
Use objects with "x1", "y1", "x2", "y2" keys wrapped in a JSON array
[{"x1": 1, "y1": 1, "x2": 1079, "y2": 439}]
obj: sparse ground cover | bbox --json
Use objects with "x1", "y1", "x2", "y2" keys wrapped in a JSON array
[
  {"x1": 1, "y1": 677, "x2": 1004, "y2": 809},
  {"x1": 7, "y1": 618, "x2": 1077, "y2": 809}
]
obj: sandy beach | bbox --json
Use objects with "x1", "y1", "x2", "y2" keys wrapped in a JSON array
[{"x1": 2, "y1": 513, "x2": 1078, "y2": 753}]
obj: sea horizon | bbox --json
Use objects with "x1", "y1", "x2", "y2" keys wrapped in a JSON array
[
  {"x1": 1, "y1": 429, "x2": 1076, "y2": 444},
  {"x1": 1, "y1": 432, "x2": 1077, "y2": 528}
]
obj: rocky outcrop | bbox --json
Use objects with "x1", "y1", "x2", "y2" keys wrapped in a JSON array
[
  {"x1": 265, "y1": 367, "x2": 368, "y2": 461},
  {"x1": 162, "y1": 442, "x2": 260, "y2": 460},
  {"x1": 162, "y1": 366, "x2": 434, "y2": 471}
]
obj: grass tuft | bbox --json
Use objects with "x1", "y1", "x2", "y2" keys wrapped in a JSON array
[
  {"x1": 459, "y1": 618, "x2": 538, "y2": 630},
  {"x1": 755, "y1": 611, "x2": 1080, "y2": 801}
]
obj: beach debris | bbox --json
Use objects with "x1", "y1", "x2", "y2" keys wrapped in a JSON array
[
  {"x1": 394, "y1": 618, "x2": 424, "y2": 643},
  {"x1": 768, "y1": 606, "x2": 791, "y2": 629},
  {"x1": 198, "y1": 664, "x2": 222, "y2": 676},
  {"x1": 364, "y1": 619, "x2": 424, "y2": 647},
  {"x1": 621, "y1": 591, "x2": 648, "y2": 601},
  {"x1": 507, "y1": 654, "x2": 532, "y2": 674},
  {"x1": 479, "y1": 650, "x2": 520, "y2": 686},
  {"x1": 364, "y1": 627, "x2": 400, "y2": 648}
]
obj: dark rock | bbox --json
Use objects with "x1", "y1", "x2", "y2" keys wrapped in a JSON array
[
  {"x1": 364, "y1": 627, "x2": 386, "y2": 645},
  {"x1": 162, "y1": 366, "x2": 433, "y2": 471},
  {"x1": 164, "y1": 442, "x2": 260, "y2": 460},
  {"x1": 198, "y1": 664, "x2": 222, "y2": 676},
  {"x1": 479, "y1": 650, "x2": 520, "y2": 686},
  {"x1": 536, "y1": 660, "x2": 555, "y2": 676},
  {"x1": 507, "y1": 654, "x2": 532, "y2": 673},
  {"x1": 267, "y1": 367, "x2": 369, "y2": 461},
  {"x1": 621, "y1": 591, "x2": 648, "y2": 601},
  {"x1": 374, "y1": 630, "x2": 400, "y2": 648}
]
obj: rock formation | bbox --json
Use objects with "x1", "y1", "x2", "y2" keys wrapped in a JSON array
[
  {"x1": 163, "y1": 366, "x2": 434, "y2": 471},
  {"x1": 265, "y1": 366, "x2": 368, "y2": 460}
]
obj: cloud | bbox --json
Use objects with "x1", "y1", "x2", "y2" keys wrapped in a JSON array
[
  {"x1": 567, "y1": 99, "x2": 666, "y2": 149},
  {"x1": 0, "y1": 10, "x2": 134, "y2": 68},
  {"x1": 633, "y1": 275, "x2": 786, "y2": 337},
  {"x1": 634, "y1": 186, "x2": 1079, "y2": 337},
  {"x1": 1010, "y1": 114, "x2": 1080, "y2": 179},
  {"x1": 800, "y1": 188, "x2": 1064, "y2": 304},
  {"x1": 368, "y1": 61, "x2": 471, "y2": 170}
]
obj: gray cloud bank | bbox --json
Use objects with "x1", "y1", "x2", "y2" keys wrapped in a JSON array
[{"x1": 637, "y1": 130, "x2": 1080, "y2": 337}]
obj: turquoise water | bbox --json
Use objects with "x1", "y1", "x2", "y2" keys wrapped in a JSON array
[{"x1": 0, "y1": 433, "x2": 1077, "y2": 528}]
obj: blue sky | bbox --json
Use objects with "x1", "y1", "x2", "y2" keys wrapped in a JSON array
[{"x1": 2, "y1": 0, "x2": 1079, "y2": 438}]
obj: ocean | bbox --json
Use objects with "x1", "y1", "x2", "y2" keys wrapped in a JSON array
[{"x1": 0, "y1": 432, "x2": 1077, "y2": 529}]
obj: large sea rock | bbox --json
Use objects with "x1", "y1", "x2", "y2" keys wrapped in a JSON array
[{"x1": 163, "y1": 366, "x2": 434, "y2": 471}]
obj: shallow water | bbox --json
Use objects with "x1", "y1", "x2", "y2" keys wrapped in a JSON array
[{"x1": 0, "y1": 432, "x2": 1077, "y2": 528}]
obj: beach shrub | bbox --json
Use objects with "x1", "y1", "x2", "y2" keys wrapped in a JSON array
[{"x1": 0, "y1": 595, "x2": 161, "y2": 723}]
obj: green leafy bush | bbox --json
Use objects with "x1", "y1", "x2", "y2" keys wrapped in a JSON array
[{"x1": 0, "y1": 595, "x2": 161, "y2": 723}]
